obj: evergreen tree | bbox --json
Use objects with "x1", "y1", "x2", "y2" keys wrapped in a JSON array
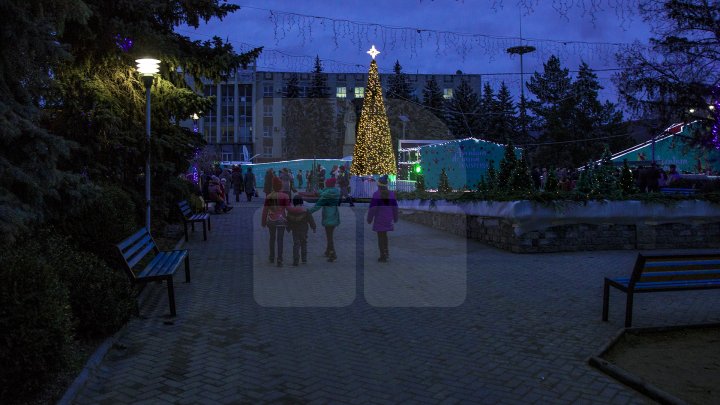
[
  {"x1": 492, "y1": 82, "x2": 518, "y2": 143},
  {"x1": 545, "y1": 168, "x2": 559, "y2": 192},
  {"x1": 476, "y1": 176, "x2": 488, "y2": 193},
  {"x1": 575, "y1": 162, "x2": 596, "y2": 195},
  {"x1": 593, "y1": 144, "x2": 619, "y2": 197},
  {"x1": 351, "y1": 59, "x2": 396, "y2": 175},
  {"x1": 478, "y1": 82, "x2": 495, "y2": 139},
  {"x1": 387, "y1": 60, "x2": 413, "y2": 100},
  {"x1": 0, "y1": 6, "x2": 260, "y2": 232},
  {"x1": 526, "y1": 55, "x2": 575, "y2": 167},
  {"x1": 415, "y1": 173, "x2": 425, "y2": 192},
  {"x1": 438, "y1": 168, "x2": 452, "y2": 193},
  {"x1": 486, "y1": 160, "x2": 498, "y2": 191},
  {"x1": 446, "y1": 79, "x2": 481, "y2": 139},
  {"x1": 617, "y1": 0, "x2": 720, "y2": 145},
  {"x1": 422, "y1": 76, "x2": 446, "y2": 123},
  {"x1": 620, "y1": 159, "x2": 638, "y2": 195},
  {"x1": 286, "y1": 73, "x2": 300, "y2": 98},
  {"x1": 308, "y1": 55, "x2": 328, "y2": 99},
  {"x1": 285, "y1": 58, "x2": 337, "y2": 158},
  {"x1": 510, "y1": 151, "x2": 533, "y2": 193},
  {"x1": 498, "y1": 141, "x2": 518, "y2": 189}
]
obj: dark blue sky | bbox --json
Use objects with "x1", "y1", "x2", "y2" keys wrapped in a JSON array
[{"x1": 182, "y1": 1, "x2": 654, "y2": 103}]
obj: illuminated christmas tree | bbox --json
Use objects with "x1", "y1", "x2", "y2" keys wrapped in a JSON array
[{"x1": 351, "y1": 45, "x2": 397, "y2": 175}]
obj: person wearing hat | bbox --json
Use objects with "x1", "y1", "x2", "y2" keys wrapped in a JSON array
[
  {"x1": 208, "y1": 176, "x2": 233, "y2": 214},
  {"x1": 262, "y1": 176, "x2": 291, "y2": 266},
  {"x1": 243, "y1": 166, "x2": 256, "y2": 202},
  {"x1": 308, "y1": 177, "x2": 341, "y2": 262},
  {"x1": 367, "y1": 175, "x2": 398, "y2": 262},
  {"x1": 337, "y1": 165, "x2": 354, "y2": 206},
  {"x1": 231, "y1": 165, "x2": 244, "y2": 202}
]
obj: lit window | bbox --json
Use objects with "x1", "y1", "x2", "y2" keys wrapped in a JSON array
[
  {"x1": 263, "y1": 127, "x2": 271, "y2": 138},
  {"x1": 222, "y1": 152, "x2": 232, "y2": 161},
  {"x1": 263, "y1": 85, "x2": 273, "y2": 97},
  {"x1": 263, "y1": 104, "x2": 273, "y2": 117},
  {"x1": 336, "y1": 87, "x2": 347, "y2": 99},
  {"x1": 354, "y1": 87, "x2": 365, "y2": 98},
  {"x1": 443, "y1": 88, "x2": 453, "y2": 99}
]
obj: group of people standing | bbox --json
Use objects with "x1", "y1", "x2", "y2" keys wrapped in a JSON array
[{"x1": 261, "y1": 174, "x2": 397, "y2": 267}]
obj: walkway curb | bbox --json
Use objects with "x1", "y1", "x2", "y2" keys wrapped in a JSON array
[
  {"x1": 57, "y1": 237, "x2": 186, "y2": 405},
  {"x1": 588, "y1": 322, "x2": 720, "y2": 405}
]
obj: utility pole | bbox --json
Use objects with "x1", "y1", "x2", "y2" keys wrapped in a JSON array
[{"x1": 506, "y1": 9, "x2": 536, "y2": 141}]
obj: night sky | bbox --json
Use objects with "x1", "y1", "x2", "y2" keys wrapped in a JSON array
[{"x1": 182, "y1": 1, "x2": 655, "y2": 103}]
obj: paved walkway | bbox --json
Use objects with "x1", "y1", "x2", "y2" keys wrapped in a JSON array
[{"x1": 74, "y1": 198, "x2": 720, "y2": 404}]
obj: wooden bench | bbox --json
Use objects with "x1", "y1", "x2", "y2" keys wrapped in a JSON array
[
  {"x1": 659, "y1": 187, "x2": 697, "y2": 196},
  {"x1": 116, "y1": 228, "x2": 190, "y2": 316},
  {"x1": 602, "y1": 253, "x2": 720, "y2": 327},
  {"x1": 178, "y1": 200, "x2": 211, "y2": 241}
]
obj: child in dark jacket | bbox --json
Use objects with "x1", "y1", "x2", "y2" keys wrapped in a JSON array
[{"x1": 286, "y1": 195, "x2": 317, "y2": 266}]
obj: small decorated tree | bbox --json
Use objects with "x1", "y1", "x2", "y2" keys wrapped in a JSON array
[
  {"x1": 438, "y1": 168, "x2": 452, "y2": 193},
  {"x1": 497, "y1": 141, "x2": 518, "y2": 190},
  {"x1": 593, "y1": 145, "x2": 620, "y2": 197},
  {"x1": 476, "y1": 176, "x2": 488, "y2": 193},
  {"x1": 510, "y1": 151, "x2": 533, "y2": 193},
  {"x1": 415, "y1": 173, "x2": 426, "y2": 192},
  {"x1": 576, "y1": 161, "x2": 596, "y2": 195},
  {"x1": 619, "y1": 159, "x2": 637, "y2": 195},
  {"x1": 486, "y1": 160, "x2": 498, "y2": 191},
  {"x1": 545, "y1": 167, "x2": 559, "y2": 192}
]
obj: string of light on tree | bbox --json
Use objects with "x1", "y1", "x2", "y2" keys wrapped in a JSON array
[{"x1": 350, "y1": 46, "x2": 397, "y2": 175}]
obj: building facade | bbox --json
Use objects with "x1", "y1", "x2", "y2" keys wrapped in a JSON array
[{"x1": 189, "y1": 65, "x2": 482, "y2": 163}]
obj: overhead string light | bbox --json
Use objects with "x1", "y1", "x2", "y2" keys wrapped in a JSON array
[{"x1": 256, "y1": 5, "x2": 645, "y2": 66}]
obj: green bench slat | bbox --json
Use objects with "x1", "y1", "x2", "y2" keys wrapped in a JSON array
[{"x1": 188, "y1": 213, "x2": 209, "y2": 221}]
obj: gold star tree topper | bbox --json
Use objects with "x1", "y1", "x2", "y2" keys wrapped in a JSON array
[{"x1": 367, "y1": 45, "x2": 380, "y2": 59}]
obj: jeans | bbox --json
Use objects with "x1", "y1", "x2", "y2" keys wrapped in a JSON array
[{"x1": 268, "y1": 224, "x2": 286, "y2": 263}]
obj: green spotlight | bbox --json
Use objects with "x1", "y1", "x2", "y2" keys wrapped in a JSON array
[{"x1": 414, "y1": 164, "x2": 422, "y2": 174}]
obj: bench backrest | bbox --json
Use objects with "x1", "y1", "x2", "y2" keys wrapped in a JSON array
[
  {"x1": 178, "y1": 200, "x2": 193, "y2": 218},
  {"x1": 116, "y1": 228, "x2": 159, "y2": 281},
  {"x1": 630, "y1": 253, "x2": 720, "y2": 287}
]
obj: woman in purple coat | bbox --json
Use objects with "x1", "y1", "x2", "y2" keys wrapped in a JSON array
[{"x1": 366, "y1": 175, "x2": 399, "y2": 262}]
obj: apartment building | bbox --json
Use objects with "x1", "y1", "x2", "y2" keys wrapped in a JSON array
[{"x1": 189, "y1": 65, "x2": 482, "y2": 162}]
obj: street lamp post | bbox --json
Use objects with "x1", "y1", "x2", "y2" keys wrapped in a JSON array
[{"x1": 136, "y1": 58, "x2": 160, "y2": 231}]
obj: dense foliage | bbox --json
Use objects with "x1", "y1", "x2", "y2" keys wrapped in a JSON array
[{"x1": 0, "y1": 0, "x2": 261, "y2": 401}]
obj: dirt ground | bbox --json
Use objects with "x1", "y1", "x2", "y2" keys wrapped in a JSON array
[{"x1": 603, "y1": 326, "x2": 720, "y2": 405}]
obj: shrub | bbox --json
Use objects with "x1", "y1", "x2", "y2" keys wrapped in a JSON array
[
  {"x1": 0, "y1": 237, "x2": 73, "y2": 402},
  {"x1": 46, "y1": 234, "x2": 136, "y2": 339},
  {"x1": 155, "y1": 175, "x2": 193, "y2": 224},
  {"x1": 60, "y1": 183, "x2": 137, "y2": 259}
]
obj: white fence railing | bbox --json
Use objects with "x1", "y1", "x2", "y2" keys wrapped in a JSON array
[{"x1": 350, "y1": 176, "x2": 416, "y2": 198}]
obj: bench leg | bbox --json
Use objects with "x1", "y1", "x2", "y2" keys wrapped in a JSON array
[
  {"x1": 183, "y1": 221, "x2": 189, "y2": 242},
  {"x1": 207, "y1": 216, "x2": 211, "y2": 231},
  {"x1": 167, "y1": 277, "x2": 177, "y2": 317},
  {"x1": 202, "y1": 221, "x2": 207, "y2": 241},
  {"x1": 191, "y1": 221, "x2": 195, "y2": 232},
  {"x1": 602, "y1": 280, "x2": 610, "y2": 322},
  {"x1": 624, "y1": 292, "x2": 634, "y2": 328},
  {"x1": 184, "y1": 254, "x2": 191, "y2": 283}
]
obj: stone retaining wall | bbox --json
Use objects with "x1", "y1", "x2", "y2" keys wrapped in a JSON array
[{"x1": 401, "y1": 210, "x2": 720, "y2": 253}]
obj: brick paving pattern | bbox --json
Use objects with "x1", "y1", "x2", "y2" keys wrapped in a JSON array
[{"x1": 73, "y1": 198, "x2": 720, "y2": 404}]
